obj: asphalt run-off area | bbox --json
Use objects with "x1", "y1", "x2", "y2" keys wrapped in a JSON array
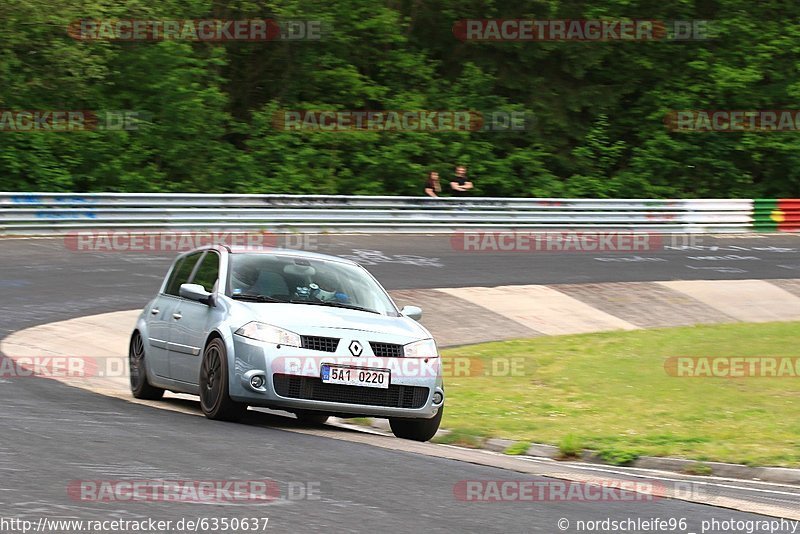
[{"x1": 2, "y1": 234, "x2": 800, "y2": 533}]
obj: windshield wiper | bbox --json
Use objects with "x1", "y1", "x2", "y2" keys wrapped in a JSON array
[
  {"x1": 289, "y1": 299, "x2": 380, "y2": 314},
  {"x1": 231, "y1": 293, "x2": 283, "y2": 303}
]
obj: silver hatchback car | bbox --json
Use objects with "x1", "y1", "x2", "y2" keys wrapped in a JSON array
[{"x1": 129, "y1": 245, "x2": 444, "y2": 441}]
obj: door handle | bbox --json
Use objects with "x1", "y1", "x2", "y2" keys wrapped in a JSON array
[
  {"x1": 172, "y1": 313, "x2": 182, "y2": 320},
  {"x1": 150, "y1": 308, "x2": 160, "y2": 315}
]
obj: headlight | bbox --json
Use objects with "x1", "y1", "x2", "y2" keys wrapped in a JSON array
[
  {"x1": 235, "y1": 322, "x2": 301, "y2": 347},
  {"x1": 404, "y1": 338, "x2": 438, "y2": 358}
]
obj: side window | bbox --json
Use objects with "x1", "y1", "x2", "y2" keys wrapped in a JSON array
[
  {"x1": 164, "y1": 253, "x2": 202, "y2": 296},
  {"x1": 191, "y1": 252, "x2": 220, "y2": 292}
]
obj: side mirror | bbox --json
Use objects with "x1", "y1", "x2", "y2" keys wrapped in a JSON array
[
  {"x1": 180, "y1": 283, "x2": 215, "y2": 306},
  {"x1": 401, "y1": 305, "x2": 422, "y2": 321}
]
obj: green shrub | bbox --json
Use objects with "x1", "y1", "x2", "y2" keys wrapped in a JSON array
[
  {"x1": 504, "y1": 441, "x2": 532, "y2": 455},
  {"x1": 558, "y1": 434, "x2": 583, "y2": 459}
]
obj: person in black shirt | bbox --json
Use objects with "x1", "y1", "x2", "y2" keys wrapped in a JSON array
[
  {"x1": 424, "y1": 171, "x2": 441, "y2": 197},
  {"x1": 450, "y1": 165, "x2": 473, "y2": 196}
]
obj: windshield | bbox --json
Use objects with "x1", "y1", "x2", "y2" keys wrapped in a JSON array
[{"x1": 227, "y1": 253, "x2": 399, "y2": 316}]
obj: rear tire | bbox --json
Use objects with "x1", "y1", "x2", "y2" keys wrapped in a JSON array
[
  {"x1": 294, "y1": 411, "x2": 330, "y2": 426},
  {"x1": 199, "y1": 338, "x2": 246, "y2": 421},
  {"x1": 129, "y1": 332, "x2": 165, "y2": 400},
  {"x1": 390, "y1": 407, "x2": 443, "y2": 442}
]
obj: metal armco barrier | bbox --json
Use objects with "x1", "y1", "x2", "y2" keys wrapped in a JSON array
[
  {"x1": 0, "y1": 192, "x2": 766, "y2": 234},
  {"x1": 753, "y1": 199, "x2": 800, "y2": 232}
]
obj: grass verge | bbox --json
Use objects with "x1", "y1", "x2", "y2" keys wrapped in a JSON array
[{"x1": 438, "y1": 321, "x2": 800, "y2": 467}]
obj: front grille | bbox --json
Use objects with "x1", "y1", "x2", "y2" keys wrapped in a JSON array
[
  {"x1": 273, "y1": 374, "x2": 429, "y2": 409},
  {"x1": 370, "y1": 342, "x2": 403, "y2": 358},
  {"x1": 301, "y1": 336, "x2": 340, "y2": 353}
]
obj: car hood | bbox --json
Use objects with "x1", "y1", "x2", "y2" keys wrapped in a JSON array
[{"x1": 236, "y1": 302, "x2": 429, "y2": 340}]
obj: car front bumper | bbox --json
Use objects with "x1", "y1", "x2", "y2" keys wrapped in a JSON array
[{"x1": 228, "y1": 335, "x2": 444, "y2": 419}]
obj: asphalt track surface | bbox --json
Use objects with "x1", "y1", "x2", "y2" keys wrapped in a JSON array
[{"x1": 2, "y1": 235, "x2": 800, "y2": 533}]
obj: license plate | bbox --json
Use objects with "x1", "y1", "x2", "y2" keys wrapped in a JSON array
[{"x1": 321, "y1": 365, "x2": 390, "y2": 389}]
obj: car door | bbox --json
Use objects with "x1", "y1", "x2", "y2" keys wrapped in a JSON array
[
  {"x1": 168, "y1": 250, "x2": 220, "y2": 385},
  {"x1": 145, "y1": 254, "x2": 199, "y2": 378}
]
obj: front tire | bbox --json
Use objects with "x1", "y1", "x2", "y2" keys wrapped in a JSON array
[
  {"x1": 129, "y1": 332, "x2": 165, "y2": 400},
  {"x1": 199, "y1": 338, "x2": 246, "y2": 421},
  {"x1": 390, "y1": 407, "x2": 443, "y2": 442}
]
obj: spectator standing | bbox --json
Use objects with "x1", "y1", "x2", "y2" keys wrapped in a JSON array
[
  {"x1": 450, "y1": 165, "x2": 473, "y2": 196},
  {"x1": 424, "y1": 171, "x2": 442, "y2": 197}
]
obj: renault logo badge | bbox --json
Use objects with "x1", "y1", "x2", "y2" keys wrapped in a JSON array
[{"x1": 348, "y1": 340, "x2": 363, "y2": 357}]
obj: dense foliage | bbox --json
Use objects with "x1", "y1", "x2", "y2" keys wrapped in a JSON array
[{"x1": 1, "y1": 0, "x2": 799, "y2": 197}]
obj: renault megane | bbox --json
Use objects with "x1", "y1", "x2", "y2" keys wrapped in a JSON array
[{"x1": 129, "y1": 245, "x2": 444, "y2": 441}]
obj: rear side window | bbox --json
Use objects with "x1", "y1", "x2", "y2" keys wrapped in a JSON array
[
  {"x1": 164, "y1": 252, "x2": 202, "y2": 296},
  {"x1": 191, "y1": 252, "x2": 220, "y2": 292}
]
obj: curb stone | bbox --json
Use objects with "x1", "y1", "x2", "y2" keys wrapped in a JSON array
[
  {"x1": 354, "y1": 419, "x2": 800, "y2": 486},
  {"x1": 526, "y1": 443, "x2": 560, "y2": 458},
  {"x1": 532, "y1": 442, "x2": 800, "y2": 485},
  {"x1": 484, "y1": 438, "x2": 516, "y2": 452},
  {"x1": 368, "y1": 418, "x2": 391, "y2": 432}
]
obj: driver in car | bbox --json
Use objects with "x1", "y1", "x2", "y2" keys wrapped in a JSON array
[{"x1": 231, "y1": 263, "x2": 259, "y2": 295}]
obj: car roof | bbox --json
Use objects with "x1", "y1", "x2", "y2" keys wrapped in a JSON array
[{"x1": 223, "y1": 245, "x2": 358, "y2": 265}]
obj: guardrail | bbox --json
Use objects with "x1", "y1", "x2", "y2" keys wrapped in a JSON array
[
  {"x1": 754, "y1": 199, "x2": 800, "y2": 232},
  {"x1": 0, "y1": 192, "x2": 765, "y2": 234}
]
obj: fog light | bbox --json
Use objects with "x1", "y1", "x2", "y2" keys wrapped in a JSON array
[
  {"x1": 250, "y1": 375, "x2": 265, "y2": 389},
  {"x1": 433, "y1": 392, "x2": 444, "y2": 404}
]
